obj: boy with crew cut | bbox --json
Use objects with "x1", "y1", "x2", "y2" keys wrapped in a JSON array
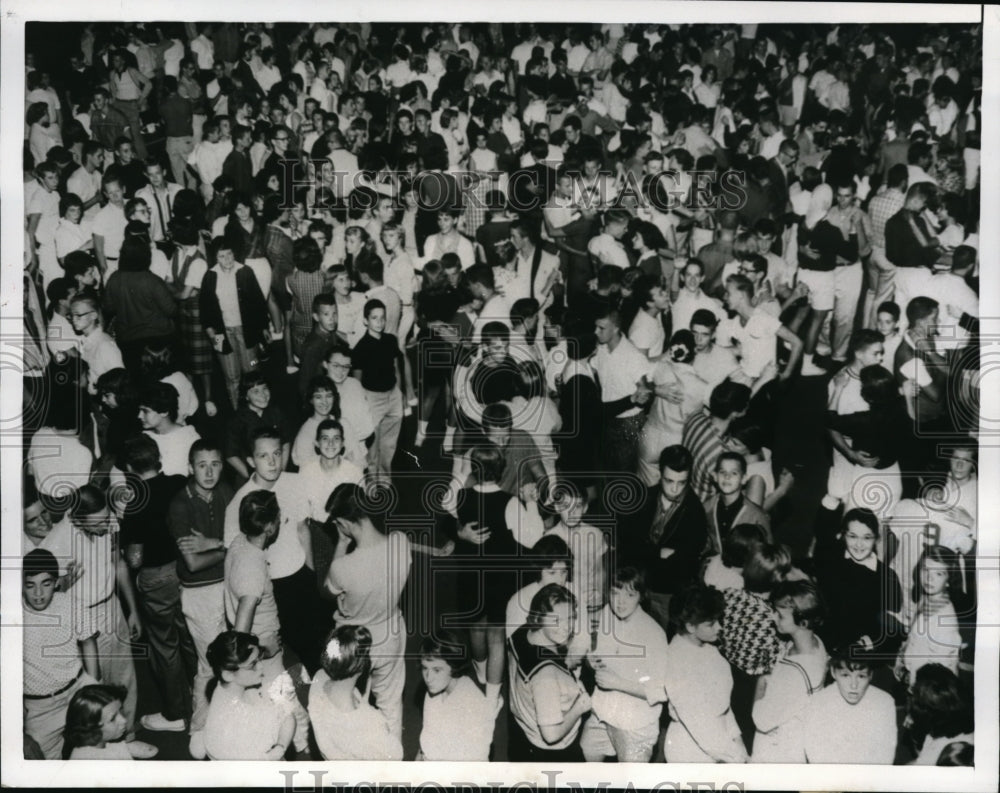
[{"x1": 167, "y1": 438, "x2": 234, "y2": 758}]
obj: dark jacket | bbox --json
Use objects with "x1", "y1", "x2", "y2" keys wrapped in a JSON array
[
  {"x1": 103, "y1": 270, "x2": 177, "y2": 342},
  {"x1": 621, "y1": 486, "x2": 708, "y2": 594},
  {"x1": 199, "y1": 264, "x2": 268, "y2": 347}
]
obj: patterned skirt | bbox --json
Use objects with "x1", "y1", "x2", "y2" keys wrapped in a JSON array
[{"x1": 179, "y1": 297, "x2": 213, "y2": 376}]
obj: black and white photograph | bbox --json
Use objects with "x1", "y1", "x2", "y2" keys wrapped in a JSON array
[{"x1": 1, "y1": 1, "x2": 997, "y2": 790}]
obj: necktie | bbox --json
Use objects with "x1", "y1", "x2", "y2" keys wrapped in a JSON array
[{"x1": 153, "y1": 190, "x2": 168, "y2": 240}]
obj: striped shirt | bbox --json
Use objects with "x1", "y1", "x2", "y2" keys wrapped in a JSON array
[
  {"x1": 867, "y1": 188, "x2": 905, "y2": 249},
  {"x1": 681, "y1": 408, "x2": 726, "y2": 503}
]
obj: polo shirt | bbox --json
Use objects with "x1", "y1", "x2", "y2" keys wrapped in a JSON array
[
  {"x1": 351, "y1": 332, "x2": 399, "y2": 393},
  {"x1": 168, "y1": 481, "x2": 234, "y2": 586}
]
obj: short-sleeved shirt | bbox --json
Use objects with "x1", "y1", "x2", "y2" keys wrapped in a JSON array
[
  {"x1": 145, "y1": 425, "x2": 201, "y2": 478},
  {"x1": 22, "y1": 593, "x2": 84, "y2": 696},
  {"x1": 224, "y1": 533, "x2": 280, "y2": 648},
  {"x1": 92, "y1": 203, "x2": 127, "y2": 260},
  {"x1": 327, "y1": 532, "x2": 411, "y2": 630},
  {"x1": 168, "y1": 481, "x2": 233, "y2": 586},
  {"x1": 719, "y1": 308, "x2": 782, "y2": 379},
  {"x1": 119, "y1": 473, "x2": 187, "y2": 568},
  {"x1": 351, "y1": 332, "x2": 399, "y2": 392}
]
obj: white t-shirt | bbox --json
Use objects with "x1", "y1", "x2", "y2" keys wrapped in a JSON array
[
  {"x1": 145, "y1": 425, "x2": 201, "y2": 477},
  {"x1": 628, "y1": 311, "x2": 666, "y2": 358},
  {"x1": 225, "y1": 474, "x2": 310, "y2": 579}
]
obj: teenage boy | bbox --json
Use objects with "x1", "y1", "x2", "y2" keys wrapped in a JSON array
[
  {"x1": 690, "y1": 308, "x2": 740, "y2": 398},
  {"x1": 297, "y1": 292, "x2": 338, "y2": 397},
  {"x1": 168, "y1": 439, "x2": 233, "y2": 759},
  {"x1": 21, "y1": 548, "x2": 100, "y2": 759},
  {"x1": 582, "y1": 566, "x2": 669, "y2": 762},
  {"x1": 719, "y1": 274, "x2": 803, "y2": 392},
  {"x1": 299, "y1": 418, "x2": 364, "y2": 523},
  {"x1": 671, "y1": 259, "x2": 728, "y2": 332},
  {"x1": 875, "y1": 301, "x2": 903, "y2": 367},
  {"x1": 225, "y1": 488, "x2": 311, "y2": 757},
  {"x1": 703, "y1": 451, "x2": 771, "y2": 556},
  {"x1": 592, "y1": 306, "x2": 653, "y2": 475},
  {"x1": 139, "y1": 381, "x2": 202, "y2": 477},
  {"x1": 628, "y1": 443, "x2": 709, "y2": 625},
  {"x1": 800, "y1": 652, "x2": 897, "y2": 764},
  {"x1": 119, "y1": 434, "x2": 193, "y2": 733},
  {"x1": 350, "y1": 299, "x2": 404, "y2": 482},
  {"x1": 224, "y1": 427, "x2": 323, "y2": 673},
  {"x1": 544, "y1": 480, "x2": 609, "y2": 646},
  {"x1": 321, "y1": 342, "x2": 376, "y2": 469},
  {"x1": 682, "y1": 380, "x2": 752, "y2": 503}
]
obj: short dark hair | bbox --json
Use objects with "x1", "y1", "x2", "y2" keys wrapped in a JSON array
[
  {"x1": 715, "y1": 450, "x2": 747, "y2": 475},
  {"x1": 906, "y1": 296, "x2": 939, "y2": 325},
  {"x1": 238, "y1": 489, "x2": 280, "y2": 538},
  {"x1": 611, "y1": 565, "x2": 647, "y2": 597},
  {"x1": 690, "y1": 307, "x2": 718, "y2": 330},
  {"x1": 843, "y1": 506, "x2": 880, "y2": 539},
  {"x1": 658, "y1": 444, "x2": 692, "y2": 475},
  {"x1": 23, "y1": 548, "x2": 59, "y2": 580},
  {"x1": 708, "y1": 381, "x2": 751, "y2": 420},
  {"x1": 188, "y1": 438, "x2": 223, "y2": 465},
  {"x1": 670, "y1": 583, "x2": 725, "y2": 632},
  {"x1": 876, "y1": 300, "x2": 901, "y2": 322},
  {"x1": 721, "y1": 523, "x2": 768, "y2": 568},
  {"x1": 139, "y1": 382, "x2": 180, "y2": 422},
  {"x1": 121, "y1": 433, "x2": 161, "y2": 474}
]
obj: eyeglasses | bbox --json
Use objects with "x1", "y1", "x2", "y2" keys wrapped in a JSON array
[
  {"x1": 273, "y1": 137, "x2": 289, "y2": 142},
  {"x1": 327, "y1": 363, "x2": 351, "y2": 370}
]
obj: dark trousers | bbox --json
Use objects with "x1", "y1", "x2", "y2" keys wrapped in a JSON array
[
  {"x1": 117, "y1": 335, "x2": 177, "y2": 377},
  {"x1": 507, "y1": 716, "x2": 585, "y2": 762},
  {"x1": 602, "y1": 413, "x2": 646, "y2": 475},
  {"x1": 136, "y1": 562, "x2": 197, "y2": 722},
  {"x1": 729, "y1": 665, "x2": 759, "y2": 755},
  {"x1": 272, "y1": 565, "x2": 328, "y2": 675}
]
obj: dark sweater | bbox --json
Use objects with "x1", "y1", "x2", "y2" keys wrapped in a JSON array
[{"x1": 103, "y1": 270, "x2": 177, "y2": 342}]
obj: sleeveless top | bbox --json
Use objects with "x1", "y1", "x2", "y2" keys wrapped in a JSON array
[{"x1": 111, "y1": 68, "x2": 141, "y2": 101}]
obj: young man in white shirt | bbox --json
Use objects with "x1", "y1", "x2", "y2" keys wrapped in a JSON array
[
  {"x1": 592, "y1": 307, "x2": 653, "y2": 475},
  {"x1": 223, "y1": 427, "x2": 325, "y2": 673},
  {"x1": 719, "y1": 274, "x2": 802, "y2": 393}
]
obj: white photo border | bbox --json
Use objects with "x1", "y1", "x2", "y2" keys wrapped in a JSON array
[{"x1": 2, "y1": 1, "x2": 997, "y2": 790}]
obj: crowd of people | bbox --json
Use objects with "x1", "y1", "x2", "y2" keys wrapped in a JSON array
[{"x1": 20, "y1": 19, "x2": 980, "y2": 765}]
